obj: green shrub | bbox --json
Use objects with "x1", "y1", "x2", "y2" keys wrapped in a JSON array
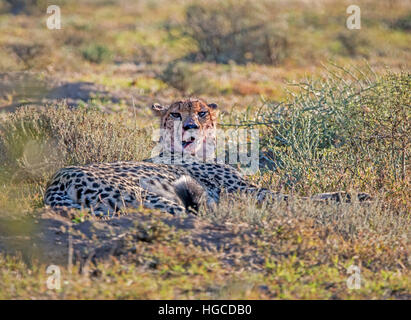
[
  {"x1": 1, "y1": 0, "x2": 66, "y2": 15},
  {"x1": 390, "y1": 13, "x2": 411, "y2": 31},
  {"x1": 250, "y1": 67, "x2": 409, "y2": 206},
  {"x1": 2, "y1": 0, "x2": 44, "y2": 14},
  {"x1": 335, "y1": 32, "x2": 369, "y2": 57},
  {"x1": 182, "y1": 1, "x2": 288, "y2": 65},
  {"x1": 8, "y1": 43, "x2": 45, "y2": 69},
  {"x1": 81, "y1": 44, "x2": 113, "y2": 64},
  {"x1": 160, "y1": 61, "x2": 217, "y2": 94}
]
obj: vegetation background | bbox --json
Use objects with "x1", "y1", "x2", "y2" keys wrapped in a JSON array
[{"x1": 0, "y1": 0, "x2": 409, "y2": 299}]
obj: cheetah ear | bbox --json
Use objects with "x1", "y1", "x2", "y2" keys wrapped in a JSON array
[
  {"x1": 151, "y1": 103, "x2": 167, "y2": 116},
  {"x1": 208, "y1": 103, "x2": 218, "y2": 109}
]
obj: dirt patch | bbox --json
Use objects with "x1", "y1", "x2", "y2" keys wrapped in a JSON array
[
  {"x1": 0, "y1": 209, "x2": 260, "y2": 270},
  {"x1": 0, "y1": 72, "x2": 149, "y2": 112},
  {"x1": 45, "y1": 82, "x2": 122, "y2": 106}
]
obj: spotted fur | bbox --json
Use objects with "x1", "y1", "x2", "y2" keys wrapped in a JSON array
[{"x1": 44, "y1": 157, "x2": 276, "y2": 216}]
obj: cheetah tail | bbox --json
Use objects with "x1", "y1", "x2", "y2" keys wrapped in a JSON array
[{"x1": 173, "y1": 176, "x2": 207, "y2": 214}]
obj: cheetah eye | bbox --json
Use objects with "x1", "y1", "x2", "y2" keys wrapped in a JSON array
[
  {"x1": 198, "y1": 111, "x2": 207, "y2": 118},
  {"x1": 170, "y1": 112, "x2": 181, "y2": 119}
]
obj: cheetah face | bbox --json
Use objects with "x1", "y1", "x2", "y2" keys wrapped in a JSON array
[{"x1": 152, "y1": 98, "x2": 218, "y2": 159}]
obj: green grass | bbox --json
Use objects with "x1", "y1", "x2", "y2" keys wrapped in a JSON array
[
  {"x1": 0, "y1": 199, "x2": 409, "y2": 299},
  {"x1": 0, "y1": 0, "x2": 409, "y2": 106}
]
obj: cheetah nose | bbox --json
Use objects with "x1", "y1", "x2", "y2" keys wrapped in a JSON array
[{"x1": 183, "y1": 123, "x2": 199, "y2": 130}]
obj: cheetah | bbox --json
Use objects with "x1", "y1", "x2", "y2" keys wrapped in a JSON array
[
  {"x1": 149, "y1": 98, "x2": 218, "y2": 162},
  {"x1": 44, "y1": 99, "x2": 274, "y2": 216},
  {"x1": 44, "y1": 98, "x2": 370, "y2": 217}
]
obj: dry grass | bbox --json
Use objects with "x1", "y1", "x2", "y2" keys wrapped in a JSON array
[
  {"x1": 0, "y1": 0, "x2": 410, "y2": 300},
  {"x1": 0, "y1": 104, "x2": 153, "y2": 182},
  {"x1": 0, "y1": 198, "x2": 409, "y2": 299},
  {"x1": 0, "y1": 71, "x2": 409, "y2": 299}
]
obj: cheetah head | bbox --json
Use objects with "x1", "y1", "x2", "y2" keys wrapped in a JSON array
[{"x1": 152, "y1": 98, "x2": 218, "y2": 160}]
